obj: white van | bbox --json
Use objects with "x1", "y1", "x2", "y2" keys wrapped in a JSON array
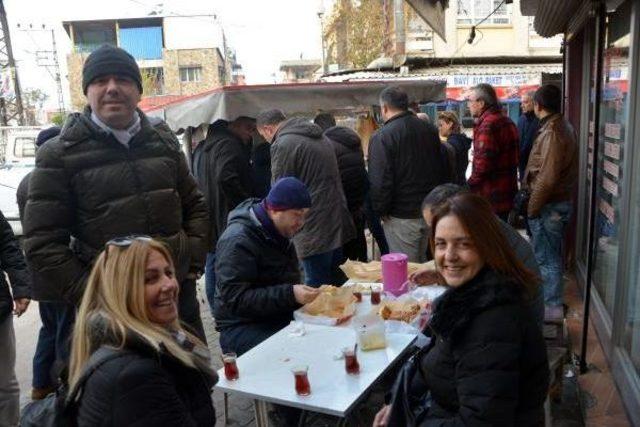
[{"x1": 0, "y1": 127, "x2": 42, "y2": 235}]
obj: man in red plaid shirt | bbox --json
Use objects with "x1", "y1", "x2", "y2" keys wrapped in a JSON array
[{"x1": 467, "y1": 83, "x2": 519, "y2": 220}]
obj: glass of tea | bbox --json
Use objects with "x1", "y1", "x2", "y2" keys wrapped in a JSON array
[
  {"x1": 222, "y1": 352, "x2": 239, "y2": 381},
  {"x1": 370, "y1": 284, "x2": 382, "y2": 305},
  {"x1": 292, "y1": 365, "x2": 311, "y2": 396},
  {"x1": 352, "y1": 290, "x2": 362, "y2": 302},
  {"x1": 342, "y1": 347, "x2": 360, "y2": 375}
]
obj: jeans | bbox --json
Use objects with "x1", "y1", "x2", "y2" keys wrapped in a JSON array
[
  {"x1": 32, "y1": 302, "x2": 75, "y2": 389},
  {"x1": 0, "y1": 316, "x2": 19, "y2": 427},
  {"x1": 528, "y1": 201, "x2": 572, "y2": 307},
  {"x1": 178, "y1": 278, "x2": 207, "y2": 344},
  {"x1": 301, "y1": 247, "x2": 345, "y2": 287},
  {"x1": 204, "y1": 252, "x2": 216, "y2": 316},
  {"x1": 382, "y1": 216, "x2": 428, "y2": 263},
  {"x1": 219, "y1": 321, "x2": 289, "y2": 356}
]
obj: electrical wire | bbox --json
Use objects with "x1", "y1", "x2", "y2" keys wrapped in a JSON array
[{"x1": 467, "y1": 0, "x2": 507, "y2": 44}]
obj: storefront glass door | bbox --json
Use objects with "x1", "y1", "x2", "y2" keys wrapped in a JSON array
[{"x1": 592, "y1": 0, "x2": 632, "y2": 315}]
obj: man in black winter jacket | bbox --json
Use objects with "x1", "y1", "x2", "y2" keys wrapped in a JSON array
[
  {"x1": 324, "y1": 126, "x2": 368, "y2": 261},
  {"x1": 0, "y1": 209, "x2": 31, "y2": 425},
  {"x1": 23, "y1": 45, "x2": 209, "y2": 339},
  {"x1": 192, "y1": 117, "x2": 256, "y2": 315},
  {"x1": 213, "y1": 178, "x2": 319, "y2": 355},
  {"x1": 368, "y1": 86, "x2": 448, "y2": 262}
]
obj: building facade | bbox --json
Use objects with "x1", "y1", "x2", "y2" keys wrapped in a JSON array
[
  {"x1": 279, "y1": 59, "x2": 322, "y2": 83},
  {"x1": 63, "y1": 15, "x2": 232, "y2": 111},
  {"x1": 524, "y1": 0, "x2": 639, "y2": 424}
]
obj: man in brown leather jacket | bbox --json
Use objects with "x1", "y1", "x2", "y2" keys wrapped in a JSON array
[{"x1": 524, "y1": 84, "x2": 578, "y2": 321}]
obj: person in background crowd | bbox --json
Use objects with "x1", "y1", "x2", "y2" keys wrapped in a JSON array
[
  {"x1": 213, "y1": 178, "x2": 319, "y2": 355},
  {"x1": 23, "y1": 44, "x2": 209, "y2": 339},
  {"x1": 192, "y1": 116, "x2": 256, "y2": 315},
  {"x1": 517, "y1": 91, "x2": 540, "y2": 183},
  {"x1": 69, "y1": 237, "x2": 216, "y2": 426},
  {"x1": 251, "y1": 134, "x2": 272, "y2": 199},
  {"x1": 374, "y1": 193, "x2": 548, "y2": 427},
  {"x1": 17, "y1": 126, "x2": 76, "y2": 401},
  {"x1": 467, "y1": 83, "x2": 519, "y2": 221},
  {"x1": 0, "y1": 210, "x2": 30, "y2": 426},
  {"x1": 413, "y1": 183, "x2": 544, "y2": 328},
  {"x1": 368, "y1": 86, "x2": 448, "y2": 262},
  {"x1": 257, "y1": 109, "x2": 355, "y2": 286},
  {"x1": 324, "y1": 126, "x2": 369, "y2": 261},
  {"x1": 438, "y1": 111, "x2": 472, "y2": 186},
  {"x1": 416, "y1": 112, "x2": 430, "y2": 122},
  {"x1": 524, "y1": 84, "x2": 578, "y2": 321},
  {"x1": 313, "y1": 111, "x2": 336, "y2": 131}
]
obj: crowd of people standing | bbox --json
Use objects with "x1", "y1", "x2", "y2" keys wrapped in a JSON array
[{"x1": 0, "y1": 43, "x2": 579, "y2": 427}]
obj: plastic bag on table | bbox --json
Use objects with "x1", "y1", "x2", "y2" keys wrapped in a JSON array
[{"x1": 352, "y1": 313, "x2": 387, "y2": 351}]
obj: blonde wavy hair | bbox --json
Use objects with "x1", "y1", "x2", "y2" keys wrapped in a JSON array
[{"x1": 68, "y1": 239, "x2": 206, "y2": 389}]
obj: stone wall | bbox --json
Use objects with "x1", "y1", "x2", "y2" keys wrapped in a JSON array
[
  {"x1": 67, "y1": 52, "x2": 90, "y2": 112},
  {"x1": 163, "y1": 48, "x2": 225, "y2": 96}
]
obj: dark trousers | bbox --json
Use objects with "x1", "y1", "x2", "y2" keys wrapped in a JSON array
[
  {"x1": 32, "y1": 302, "x2": 75, "y2": 389},
  {"x1": 178, "y1": 278, "x2": 207, "y2": 344},
  {"x1": 219, "y1": 321, "x2": 288, "y2": 356},
  {"x1": 364, "y1": 194, "x2": 389, "y2": 256},
  {"x1": 204, "y1": 251, "x2": 216, "y2": 316},
  {"x1": 301, "y1": 247, "x2": 347, "y2": 287},
  {"x1": 343, "y1": 211, "x2": 368, "y2": 262}
]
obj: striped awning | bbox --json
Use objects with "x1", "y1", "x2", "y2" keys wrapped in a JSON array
[{"x1": 520, "y1": 0, "x2": 585, "y2": 38}]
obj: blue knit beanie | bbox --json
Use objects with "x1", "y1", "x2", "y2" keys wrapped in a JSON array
[
  {"x1": 265, "y1": 177, "x2": 312, "y2": 211},
  {"x1": 36, "y1": 126, "x2": 61, "y2": 147}
]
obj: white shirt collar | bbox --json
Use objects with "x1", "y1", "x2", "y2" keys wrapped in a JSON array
[{"x1": 91, "y1": 111, "x2": 142, "y2": 147}]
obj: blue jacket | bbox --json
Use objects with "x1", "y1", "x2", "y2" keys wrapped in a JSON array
[{"x1": 517, "y1": 112, "x2": 539, "y2": 181}]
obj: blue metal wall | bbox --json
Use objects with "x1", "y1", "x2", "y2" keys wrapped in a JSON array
[{"x1": 118, "y1": 27, "x2": 163, "y2": 60}]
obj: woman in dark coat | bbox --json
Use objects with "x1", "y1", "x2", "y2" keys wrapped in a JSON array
[
  {"x1": 375, "y1": 193, "x2": 548, "y2": 427},
  {"x1": 68, "y1": 237, "x2": 217, "y2": 426}
]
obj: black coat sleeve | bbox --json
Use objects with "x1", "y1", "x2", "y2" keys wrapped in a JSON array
[
  {"x1": 215, "y1": 233, "x2": 299, "y2": 318},
  {"x1": 112, "y1": 359, "x2": 200, "y2": 427},
  {"x1": 421, "y1": 308, "x2": 524, "y2": 427},
  {"x1": 0, "y1": 210, "x2": 30, "y2": 299},
  {"x1": 367, "y1": 133, "x2": 394, "y2": 217},
  {"x1": 176, "y1": 152, "x2": 210, "y2": 275},
  {"x1": 22, "y1": 141, "x2": 88, "y2": 304},
  {"x1": 215, "y1": 139, "x2": 252, "y2": 207}
]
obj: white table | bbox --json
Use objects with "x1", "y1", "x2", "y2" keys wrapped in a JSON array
[{"x1": 215, "y1": 323, "x2": 416, "y2": 426}]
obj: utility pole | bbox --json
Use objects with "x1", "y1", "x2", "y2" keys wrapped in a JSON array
[
  {"x1": 0, "y1": 0, "x2": 24, "y2": 125},
  {"x1": 17, "y1": 23, "x2": 66, "y2": 116}
]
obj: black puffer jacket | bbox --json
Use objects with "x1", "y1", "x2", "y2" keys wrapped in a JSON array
[
  {"x1": 417, "y1": 268, "x2": 548, "y2": 426},
  {"x1": 22, "y1": 108, "x2": 209, "y2": 303},
  {"x1": 324, "y1": 126, "x2": 367, "y2": 213},
  {"x1": 368, "y1": 112, "x2": 448, "y2": 218},
  {"x1": 77, "y1": 333, "x2": 216, "y2": 426},
  {"x1": 213, "y1": 199, "x2": 301, "y2": 330},
  {"x1": 192, "y1": 120, "x2": 253, "y2": 246},
  {"x1": 0, "y1": 210, "x2": 30, "y2": 321}
]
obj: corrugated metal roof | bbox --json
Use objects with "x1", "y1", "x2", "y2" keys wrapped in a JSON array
[{"x1": 321, "y1": 63, "x2": 563, "y2": 83}]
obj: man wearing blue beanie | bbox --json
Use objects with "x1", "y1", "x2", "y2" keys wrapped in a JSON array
[{"x1": 212, "y1": 177, "x2": 320, "y2": 356}]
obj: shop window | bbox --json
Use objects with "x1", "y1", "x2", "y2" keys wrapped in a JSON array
[
  {"x1": 457, "y1": 0, "x2": 511, "y2": 26},
  {"x1": 591, "y1": 1, "x2": 631, "y2": 314},
  {"x1": 180, "y1": 66, "x2": 202, "y2": 83}
]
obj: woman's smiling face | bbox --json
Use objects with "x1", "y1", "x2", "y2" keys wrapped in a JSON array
[{"x1": 434, "y1": 214, "x2": 485, "y2": 287}]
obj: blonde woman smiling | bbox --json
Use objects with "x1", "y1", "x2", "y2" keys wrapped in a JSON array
[{"x1": 68, "y1": 236, "x2": 217, "y2": 426}]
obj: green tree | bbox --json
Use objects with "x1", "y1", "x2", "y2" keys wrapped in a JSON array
[
  {"x1": 50, "y1": 112, "x2": 65, "y2": 127},
  {"x1": 326, "y1": 0, "x2": 389, "y2": 69}
]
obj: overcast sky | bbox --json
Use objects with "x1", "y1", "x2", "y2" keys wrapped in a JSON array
[{"x1": 5, "y1": 0, "x2": 332, "y2": 110}]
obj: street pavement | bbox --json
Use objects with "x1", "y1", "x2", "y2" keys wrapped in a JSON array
[{"x1": 13, "y1": 280, "x2": 385, "y2": 426}]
